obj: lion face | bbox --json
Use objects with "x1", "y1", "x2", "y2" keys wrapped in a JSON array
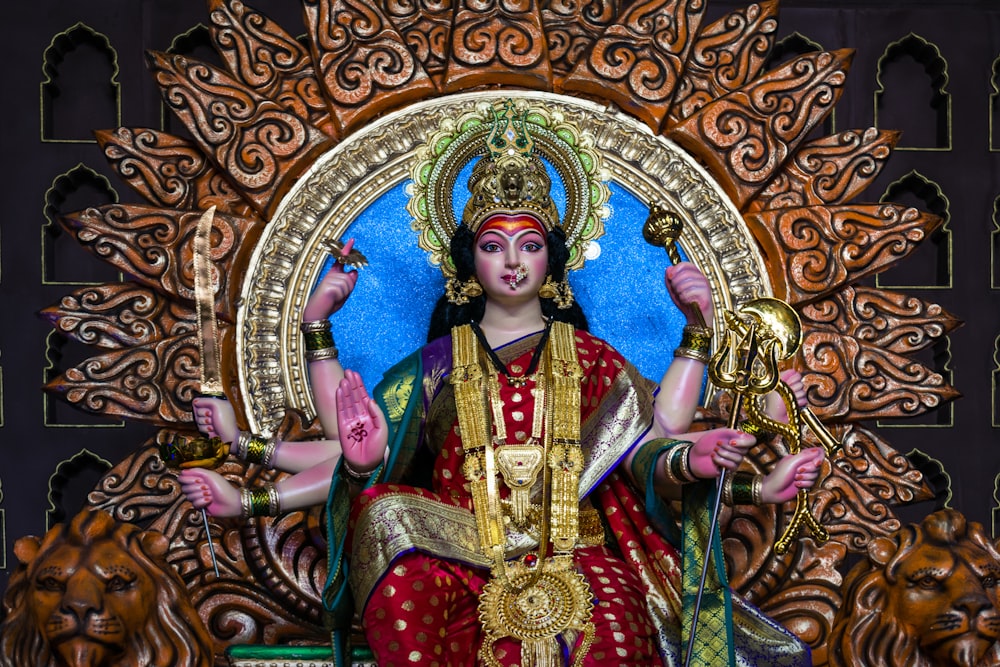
[
  {"x1": 28, "y1": 538, "x2": 157, "y2": 667},
  {"x1": 1, "y1": 509, "x2": 214, "y2": 667},
  {"x1": 830, "y1": 509, "x2": 1000, "y2": 667},
  {"x1": 887, "y1": 540, "x2": 1000, "y2": 666}
]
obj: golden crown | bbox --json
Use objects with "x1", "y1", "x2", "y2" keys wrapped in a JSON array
[
  {"x1": 408, "y1": 98, "x2": 609, "y2": 279},
  {"x1": 461, "y1": 103, "x2": 560, "y2": 232}
]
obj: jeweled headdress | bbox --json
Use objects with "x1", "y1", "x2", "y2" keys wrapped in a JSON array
[{"x1": 408, "y1": 99, "x2": 610, "y2": 278}]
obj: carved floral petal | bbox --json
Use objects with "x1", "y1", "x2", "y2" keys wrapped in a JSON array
[
  {"x1": 145, "y1": 51, "x2": 334, "y2": 217},
  {"x1": 442, "y1": 0, "x2": 552, "y2": 93},
  {"x1": 59, "y1": 204, "x2": 262, "y2": 321},
  {"x1": 800, "y1": 331, "x2": 960, "y2": 422},
  {"x1": 749, "y1": 128, "x2": 900, "y2": 211},
  {"x1": 302, "y1": 0, "x2": 438, "y2": 135},
  {"x1": 208, "y1": 0, "x2": 339, "y2": 138},
  {"x1": 800, "y1": 285, "x2": 961, "y2": 355},
  {"x1": 743, "y1": 203, "x2": 943, "y2": 306},
  {"x1": 668, "y1": 49, "x2": 852, "y2": 208},
  {"x1": 40, "y1": 283, "x2": 197, "y2": 349},
  {"x1": 667, "y1": 0, "x2": 780, "y2": 125},
  {"x1": 562, "y1": 0, "x2": 706, "y2": 130},
  {"x1": 44, "y1": 331, "x2": 229, "y2": 424},
  {"x1": 95, "y1": 127, "x2": 259, "y2": 219}
]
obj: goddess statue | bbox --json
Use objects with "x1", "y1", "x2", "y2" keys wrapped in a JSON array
[{"x1": 178, "y1": 100, "x2": 824, "y2": 666}]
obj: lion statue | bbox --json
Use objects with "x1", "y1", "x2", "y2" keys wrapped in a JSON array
[
  {"x1": 829, "y1": 508, "x2": 1000, "y2": 667},
  {"x1": 0, "y1": 508, "x2": 214, "y2": 667}
]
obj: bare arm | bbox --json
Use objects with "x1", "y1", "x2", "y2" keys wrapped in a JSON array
[{"x1": 653, "y1": 262, "x2": 715, "y2": 436}]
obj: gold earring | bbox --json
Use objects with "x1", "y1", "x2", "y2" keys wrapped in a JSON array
[
  {"x1": 538, "y1": 275, "x2": 558, "y2": 299},
  {"x1": 539, "y1": 275, "x2": 573, "y2": 309},
  {"x1": 446, "y1": 277, "x2": 483, "y2": 305}
]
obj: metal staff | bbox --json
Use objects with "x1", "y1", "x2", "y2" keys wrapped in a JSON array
[
  {"x1": 643, "y1": 203, "x2": 725, "y2": 666},
  {"x1": 643, "y1": 203, "x2": 708, "y2": 329}
]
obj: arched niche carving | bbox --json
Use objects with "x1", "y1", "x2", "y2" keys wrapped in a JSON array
[
  {"x1": 40, "y1": 23, "x2": 120, "y2": 143},
  {"x1": 42, "y1": 330, "x2": 125, "y2": 428},
  {"x1": 872, "y1": 171, "x2": 953, "y2": 428},
  {"x1": 42, "y1": 164, "x2": 121, "y2": 285},
  {"x1": 876, "y1": 170, "x2": 951, "y2": 289},
  {"x1": 44, "y1": 449, "x2": 113, "y2": 529},
  {"x1": 993, "y1": 334, "x2": 1000, "y2": 428},
  {"x1": 874, "y1": 33, "x2": 951, "y2": 151},
  {"x1": 990, "y1": 54, "x2": 1000, "y2": 152},
  {"x1": 992, "y1": 194, "x2": 1000, "y2": 289}
]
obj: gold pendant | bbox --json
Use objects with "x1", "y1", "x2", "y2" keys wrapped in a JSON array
[
  {"x1": 478, "y1": 556, "x2": 595, "y2": 667},
  {"x1": 495, "y1": 445, "x2": 544, "y2": 525}
]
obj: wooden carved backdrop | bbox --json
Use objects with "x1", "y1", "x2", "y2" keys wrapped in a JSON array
[{"x1": 2, "y1": 1, "x2": 999, "y2": 665}]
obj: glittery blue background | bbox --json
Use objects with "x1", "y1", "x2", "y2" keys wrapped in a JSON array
[{"x1": 318, "y1": 177, "x2": 689, "y2": 389}]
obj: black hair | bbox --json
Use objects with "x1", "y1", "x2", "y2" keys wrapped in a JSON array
[{"x1": 426, "y1": 225, "x2": 589, "y2": 342}]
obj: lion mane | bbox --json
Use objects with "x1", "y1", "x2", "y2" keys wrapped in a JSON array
[
  {"x1": 829, "y1": 508, "x2": 1000, "y2": 667},
  {"x1": 0, "y1": 509, "x2": 214, "y2": 667}
]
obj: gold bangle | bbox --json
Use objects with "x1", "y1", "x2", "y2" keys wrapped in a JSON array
[
  {"x1": 300, "y1": 319, "x2": 332, "y2": 334},
  {"x1": 674, "y1": 325, "x2": 712, "y2": 363},
  {"x1": 261, "y1": 437, "x2": 277, "y2": 468},
  {"x1": 662, "y1": 449, "x2": 682, "y2": 485},
  {"x1": 235, "y1": 431, "x2": 251, "y2": 460},
  {"x1": 266, "y1": 483, "x2": 281, "y2": 515},
  {"x1": 730, "y1": 472, "x2": 761, "y2": 506},
  {"x1": 340, "y1": 460, "x2": 375, "y2": 485},
  {"x1": 678, "y1": 444, "x2": 695, "y2": 482},
  {"x1": 305, "y1": 346, "x2": 339, "y2": 362},
  {"x1": 239, "y1": 487, "x2": 251, "y2": 519},
  {"x1": 244, "y1": 434, "x2": 270, "y2": 465},
  {"x1": 752, "y1": 474, "x2": 763, "y2": 507}
]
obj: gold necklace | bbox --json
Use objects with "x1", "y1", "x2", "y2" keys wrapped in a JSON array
[{"x1": 451, "y1": 323, "x2": 595, "y2": 667}]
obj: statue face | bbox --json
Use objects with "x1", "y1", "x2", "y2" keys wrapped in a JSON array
[
  {"x1": 474, "y1": 214, "x2": 548, "y2": 305},
  {"x1": 889, "y1": 541, "x2": 1000, "y2": 666},
  {"x1": 29, "y1": 539, "x2": 156, "y2": 666}
]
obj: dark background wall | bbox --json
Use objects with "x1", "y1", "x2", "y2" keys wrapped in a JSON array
[{"x1": 1, "y1": 0, "x2": 997, "y2": 590}]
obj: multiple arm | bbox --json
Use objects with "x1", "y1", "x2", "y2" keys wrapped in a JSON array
[
  {"x1": 641, "y1": 261, "x2": 825, "y2": 506},
  {"x1": 179, "y1": 245, "x2": 388, "y2": 518}
]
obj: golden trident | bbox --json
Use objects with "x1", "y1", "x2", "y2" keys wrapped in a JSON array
[{"x1": 712, "y1": 298, "x2": 840, "y2": 554}]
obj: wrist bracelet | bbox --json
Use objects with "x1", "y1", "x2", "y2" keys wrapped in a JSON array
[
  {"x1": 300, "y1": 319, "x2": 332, "y2": 333},
  {"x1": 340, "y1": 460, "x2": 375, "y2": 485},
  {"x1": 666, "y1": 444, "x2": 696, "y2": 484},
  {"x1": 674, "y1": 325, "x2": 712, "y2": 363},
  {"x1": 235, "y1": 430, "x2": 251, "y2": 460},
  {"x1": 729, "y1": 472, "x2": 763, "y2": 506},
  {"x1": 240, "y1": 483, "x2": 281, "y2": 519},
  {"x1": 305, "y1": 346, "x2": 339, "y2": 362},
  {"x1": 662, "y1": 449, "x2": 682, "y2": 485},
  {"x1": 244, "y1": 433, "x2": 274, "y2": 466},
  {"x1": 721, "y1": 472, "x2": 734, "y2": 506}
]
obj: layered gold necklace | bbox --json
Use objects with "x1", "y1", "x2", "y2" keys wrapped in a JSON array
[{"x1": 452, "y1": 321, "x2": 595, "y2": 667}]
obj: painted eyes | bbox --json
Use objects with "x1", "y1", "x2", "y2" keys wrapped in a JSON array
[{"x1": 478, "y1": 240, "x2": 543, "y2": 253}]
